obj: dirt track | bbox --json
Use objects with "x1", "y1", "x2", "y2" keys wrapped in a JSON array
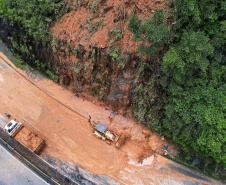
[{"x1": 0, "y1": 53, "x2": 222, "y2": 184}]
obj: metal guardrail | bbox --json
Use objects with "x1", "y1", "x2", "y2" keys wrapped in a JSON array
[{"x1": 0, "y1": 136, "x2": 60, "y2": 185}]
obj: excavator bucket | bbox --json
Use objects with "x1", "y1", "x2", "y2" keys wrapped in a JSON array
[
  {"x1": 115, "y1": 134, "x2": 122, "y2": 148},
  {"x1": 115, "y1": 134, "x2": 127, "y2": 148}
]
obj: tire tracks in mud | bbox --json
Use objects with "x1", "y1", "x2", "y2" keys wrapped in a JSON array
[
  {"x1": 0, "y1": 52, "x2": 143, "y2": 157},
  {"x1": 2, "y1": 52, "x2": 220, "y2": 185},
  {"x1": 0, "y1": 53, "x2": 88, "y2": 121},
  {"x1": 0, "y1": 53, "x2": 130, "y2": 185}
]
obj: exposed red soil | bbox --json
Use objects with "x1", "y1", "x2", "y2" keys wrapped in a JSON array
[
  {"x1": 0, "y1": 53, "x2": 220, "y2": 184},
  {"x1": 51, "y1": 0, "x2": 170, "y2": 52},
  {"x1": 47, "y1": 0, "x2": 173, "y2": 115},
  {"x1": 13, "y1": 126, "x2": 43, "y2": 151}
]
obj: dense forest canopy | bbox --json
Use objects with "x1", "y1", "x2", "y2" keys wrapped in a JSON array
[
  {"x1": 0, "y1": 0, "x2": 67, "y2": 41},
  {"x1": 129, "y1": 0, "x2": 226, "y2": 167}
]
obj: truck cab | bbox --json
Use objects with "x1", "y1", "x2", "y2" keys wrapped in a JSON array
[{"x1": 4, "y1": 120, "x2": 21, "y2": 136}]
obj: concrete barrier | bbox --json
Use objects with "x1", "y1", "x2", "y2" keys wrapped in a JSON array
[{"x1": 0, "y1": 127, "x2": 76, "y2": 185}]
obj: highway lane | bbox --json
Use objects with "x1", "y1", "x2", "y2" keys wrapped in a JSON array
[{"x1": 0, "y1": 144, "x2": 49, "y2": 185}]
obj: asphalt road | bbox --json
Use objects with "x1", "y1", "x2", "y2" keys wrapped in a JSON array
[{"x1": 0, "y1": 145, "x2": 49, "y2": 185}]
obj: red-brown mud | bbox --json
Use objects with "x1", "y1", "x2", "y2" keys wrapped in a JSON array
[
  {"x1": 51, "y1": 0, "x2": 170, "y2": 52},
  {"x1": 46, "y1": 0, "x2": 174, "y2": 114},
  {"x1": 13, "y1": 126, "x2": 43, "y2": 151},
  {"x1": 0, "y1": 53, "x2": 221, "y2": 184}
]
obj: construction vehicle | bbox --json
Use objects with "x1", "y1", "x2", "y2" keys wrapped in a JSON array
[
  {"x1": 88, "y1": 115, "x2": 123, "y2": 148},
  {"x1": 4, "y1": 119, "x2": 46, "y2": 154},
  {"x1": 4, "y1": 119, "x2": 22, "y2": 136}
]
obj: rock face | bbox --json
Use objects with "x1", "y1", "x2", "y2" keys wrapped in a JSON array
[{"x1": 0, "y1": 0, "x2": 169, "y2": 113}]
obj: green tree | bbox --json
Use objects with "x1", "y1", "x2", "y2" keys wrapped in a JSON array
[
  {"x1": 162, "y1": 30, "x2": 226, "y2": 165},
  {"x1": 129, "y1": 0, "x2": 226, "y2": 167},
  {"x1": 129, "y1": 9, "x2": 169, "y2": 129},
  {"x1": 161, "y1": 0, "x2": 226, "y2": 166},
  {"x1": 128, "y1": 9, "x2": 169, "y2": 57},
  {"x1": 0, "y1": 0, "x2": 67, "y2": 41}
]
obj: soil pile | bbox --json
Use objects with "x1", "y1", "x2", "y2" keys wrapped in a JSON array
[{"x1": 14, "y1": 126, "x2": 43, "y2": 151}]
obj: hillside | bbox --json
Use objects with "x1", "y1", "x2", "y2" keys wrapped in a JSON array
[
  {"x1": 48, "y1": 0, "x2": 172, "y2": 113},
  {"x1": 0, "y1": 0, "x2": 225, "y2": 181}
]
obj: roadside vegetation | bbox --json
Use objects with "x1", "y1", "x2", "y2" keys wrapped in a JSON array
[
  {"x1": 0, "y1": 0, "x2": 68, "y2": 42},
  {"x1": 0, "y1": 0, "x2": 225, "y2": 179},
  {"x1": 0, "y1": 0, "x2": 68, "y2": 80},
  {"x1": 129, "y1": 0, "x2": 226, "y2": 172}
]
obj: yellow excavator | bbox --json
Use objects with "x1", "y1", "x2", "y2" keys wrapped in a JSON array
[{"x1": 88, "y1": 114, "x2": 122, "y2": 147}]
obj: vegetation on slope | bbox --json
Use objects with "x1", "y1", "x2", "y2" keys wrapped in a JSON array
[
  {"x1": 129, "y1": 0, "x2": 226, "y2": 168},
  {"x1": 128, "y1": 9, "x2": 169, "y2": 130},
  {"x1": 0, "y1": 0, "x2": 225, "y2": 174},
  {"x1": 0, "y1": 0, "x2": 68, "y2": 42},
  {"x1": 0, "y1": 0, "x2": 68, "y2": 79},
  {"x1": 163, "y1": 0, "x2": 226, "y2": 167}
]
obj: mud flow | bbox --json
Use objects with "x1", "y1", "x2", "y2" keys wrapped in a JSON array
[{"x1": 0, "y1": 52, "x2": 220, "y2": 184}]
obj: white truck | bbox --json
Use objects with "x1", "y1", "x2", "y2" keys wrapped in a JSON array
[
  {"x1": 4, "y1": 119, "x2": 46, "y2": 154},
  {"x1": 4, "y1": 119, "x2": 22, "y2": 136}
]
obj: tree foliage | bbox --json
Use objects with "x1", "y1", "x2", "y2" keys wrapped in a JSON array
[
  {"x1": 129, "y1": 1, "x2": 226, "y2": 167},
  {"x1": 174, "y1": 0, "x2": 225, "y2": 36},
  {"x1": 163, "y1": 0, "x2": 226, "y2": 166},
  {"x1": 129, "y1": 9, "x2": 169, "y2": 130},
  {"x1": 0, "y1": 0, "x2": 68, "y2": 41},
  {"x1": 162, "y1": 30, "x2": 226, "y2": 165},
  {"x1": 128, "y1": 9, "x2": 169, "y2": 57}
]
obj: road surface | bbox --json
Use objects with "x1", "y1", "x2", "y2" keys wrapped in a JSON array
[{"x1": 0, "y1": 144, "x2": 49, "y2": 185}]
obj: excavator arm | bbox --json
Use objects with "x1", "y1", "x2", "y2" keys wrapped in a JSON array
[{"x1": 88, "y1": 114, "x2": 95, "y2": 129}]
